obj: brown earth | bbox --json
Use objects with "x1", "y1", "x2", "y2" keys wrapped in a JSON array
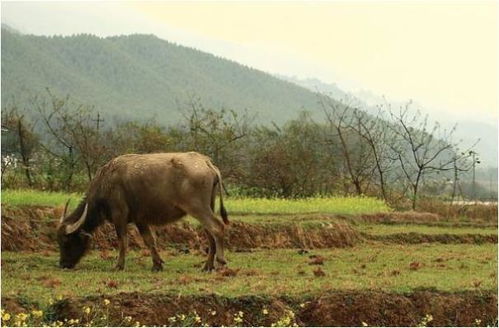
[
  {"x1": 2, "y1": 290, "x2": 496, "y2": 326},
  {"x1": 363, "y1": 232, "x2": 498, "y2": 244},
  {"x1": 361, "y1": 211, "x2": 442, "y2": 223},
  {"x1": 1, "y1": 206, "x2": 361, "y2": 252},
  {"x1": 2, "y1": 206, "x2": 496, "y2": 253},
  {"x1": 359, "y1": 211, "x2": 498, "y2": 228}
]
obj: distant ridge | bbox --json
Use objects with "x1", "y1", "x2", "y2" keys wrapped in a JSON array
[
  {"x1": 1, "y1": 23, "x2": 21, "y2": 34},
  {"x1": 1, "y1": 27, "x2": 337, "y2": 125}
]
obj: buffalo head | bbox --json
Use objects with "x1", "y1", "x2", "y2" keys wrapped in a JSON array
[{"x1": 57, "y1": 201, "x2": 91, "y2": 269}]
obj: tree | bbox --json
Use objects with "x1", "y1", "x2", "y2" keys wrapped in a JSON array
[
  {"x1": 387, "y1": 102, "x2": 473, "y2": 209},
  {"x1": 34, "y1": 90, "x2": 109, "y2": 188},
  {"x1": 244, "y1": 112, "x2": 336, "y2": 198},
  {"x1": 109, "y1": 121, "x2": 172, "y2": 155},
  {"x1": 1, "y1": 106, "x2": 39, "y2": 186},
  {"x1": 177, "y1": 97, "x2": 253, "y2": 180},
  {"x1": 350, "y1": 108, "x2": 397, "y2": 201},
  {"x1": 319, "y1": 96, "x2": 374, "y2": 195}
]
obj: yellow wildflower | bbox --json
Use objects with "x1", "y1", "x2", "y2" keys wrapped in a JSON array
[
  {"x1": 168, "y1": 316, "x2": 176, "y2": 323},
  {"x1": 179, "y1": 314, "x2": 186, "y2": 321},
  {"x1": 262, "y1": 308, "x2": 269, "y2": 315},
  {"x1": 238, "y1": 311, "x2": 244, "y2": 317},
  {"x1": 211, "y1": 310, "x2": 217, "y2": 316},
  {"x1": 2, "y1": 312, "x2": 11, "y2": 321},
  {"x1": 83, "y1": 306, "x2": 91, "y2": 315},
  {"x1": 16, "y1": 313, "x2": 29, "y2": 322},
  {"x1": 124, "y1": 316, "x2": 133, "y2": 323},
  {"x1": 234, "y1": 316, "x2": 243, "y2": 324},
  {"x1": 104, "y1": 299, "x2": 111, "y2": 306},
  {"x1": 195, "y1": 315, "x2": 201, "y2": 323},
  {"x1": 32, "y1": 310, "x2": 44, "y2": 318},
  {"x1": 134, "y1": 321, "x2": 141, "y2": 327}
]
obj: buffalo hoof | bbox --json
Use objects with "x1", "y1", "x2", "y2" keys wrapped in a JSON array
[
  {"x1": 214, "y1": 258, "x2": 227, "y2": 270},
  {"x1": 151, "y1": 264, "x2": 163, "y2": 272},
  {"x1": 202, "y1": 262, "x2": 215, "y2": 272},
  {"x1": 216, "y1": 257, "x2": 227, "y2": 265}
]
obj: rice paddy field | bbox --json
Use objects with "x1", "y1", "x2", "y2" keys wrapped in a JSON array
[{"x1": 1, "y1": 190, "x2": 497, "y2": 327}]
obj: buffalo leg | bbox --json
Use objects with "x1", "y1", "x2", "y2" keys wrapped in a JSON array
[
  {"x1": 196, "y1": 213, "x2": 226, "y2": 268},
  {"x1": 115, "y1": 224, "x2": 128, "y2": 270},
  {"x1": 203, "y1": 229, "x2": 216, "y2": 272},
  {"x1": 137, "y1": 223, "x2": 164, "y2": 272}
]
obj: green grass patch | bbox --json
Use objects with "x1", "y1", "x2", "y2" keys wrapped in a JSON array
[
  {"x1": 2, "y1": 243, "x2": 496, "y2": 307},
  {"x1": 1, "y1": 189, "x2": 83, "y2": 208},
  {"x1": 2, "y1": 190, "x2": 391, "y2": 215}
]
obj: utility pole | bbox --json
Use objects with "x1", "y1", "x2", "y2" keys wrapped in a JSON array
[
  {"x1": 451, "y1": 156, "x2": 458, "y2": 204},
  {"x1": 92, "y1": 113, "x2": 104, "y2": 132}
]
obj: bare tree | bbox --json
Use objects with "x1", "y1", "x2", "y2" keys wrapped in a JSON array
[
  {"x1": 1, "y1": 106, "x2": 39, "y2": 186},
  {"x1": 34, "y1": 90, "x2": 108, "y2": 188},
  {"x1": 387, "y1": 102, "x2": 473, "y2": 209},
  {"x1": 351, "y1": 108, "x2": 395, "y2": 201},
  {"x1": 319, "y1": 95, "x2": 374, "y2": 195}
]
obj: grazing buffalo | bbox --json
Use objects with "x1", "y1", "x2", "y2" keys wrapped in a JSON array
[{"x1": 57, "y1": 152, "x2": 228, "y2": 271}]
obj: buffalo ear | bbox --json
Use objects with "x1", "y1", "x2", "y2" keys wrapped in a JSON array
[{"x1": 65, "y1": 204, "x2": 88, "y2": 235}]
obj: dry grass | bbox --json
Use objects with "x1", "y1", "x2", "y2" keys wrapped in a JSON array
[{"x1": 417, "y1": 199, "x2": 497, "y2": 222}]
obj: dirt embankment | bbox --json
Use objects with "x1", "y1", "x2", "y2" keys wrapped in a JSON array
[
  {"x1": 359, "y1": 211, "x2": 498, "y2": 228},
  {"x1": 3, "y1": 206, "x2": 496, "y2": 252},
  {"x1": 1, "y1": 206, "x2": 360, "y2": 252},
  {"x1": 2, "y1": 290, "x2": 496, "y2": 327},
  {"x1": 363, "y1": 232, "x2": 498, "y2": 244}
]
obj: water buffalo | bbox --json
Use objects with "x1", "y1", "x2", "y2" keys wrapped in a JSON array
[{"x1": 57, "y1": 152, "x2": 228, "y2": 271}]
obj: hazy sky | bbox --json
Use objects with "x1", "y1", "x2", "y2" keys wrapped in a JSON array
[{"x1": 2, "y1": 1, "x2": 498, "y2": 124}]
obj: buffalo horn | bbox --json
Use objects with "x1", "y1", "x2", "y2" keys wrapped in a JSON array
[
  {"x1": 65, "y1": 203, "x2": 88, "y2": 235},
  {"x1": 59, "y1": 199, "x2": 71, "y2": 224}
]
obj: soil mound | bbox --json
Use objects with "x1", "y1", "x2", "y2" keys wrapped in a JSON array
[
  {"x1": 2, "y1": 290, "x2": 495, "y2": 326},
  {"x1": 360, "y1": 211, "x2": 442, "y2": 224},
  {"x1": 364, "y1": 232, "x2": 498, "y2": 244}
]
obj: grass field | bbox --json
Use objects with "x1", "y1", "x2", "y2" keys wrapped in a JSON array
[
  {"x1": 1, "y1": 189, "x2": 497, "y2": 327},
  {"x1": 2, "y1": 243, "x2": 496, "y2": 304}
]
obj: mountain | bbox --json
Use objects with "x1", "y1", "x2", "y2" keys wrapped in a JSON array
[
  {"x1": 3, "y1": 26, "x2": 496, "y2": 168},
  {"x1": 1, "y1": 23, "x2": 21, "y2": 34},
  {"x1": 276, "y1": 75, "x2": 351, "y2": 103},
  {"x1": 282, "y1": 75, "x2": 498, "y2": 168},
  {"x1": 1, "y1": 27, "x2": 333, "y2": 126}
]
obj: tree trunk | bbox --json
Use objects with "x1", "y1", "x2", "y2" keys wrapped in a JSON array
[{"x1": 17, "y1": 118, "x2": 33, "y2": 187}]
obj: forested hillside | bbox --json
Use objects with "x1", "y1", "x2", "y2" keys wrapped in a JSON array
[{"x1": 1, "y1": 27, "x2": 330, "y2": 125}]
